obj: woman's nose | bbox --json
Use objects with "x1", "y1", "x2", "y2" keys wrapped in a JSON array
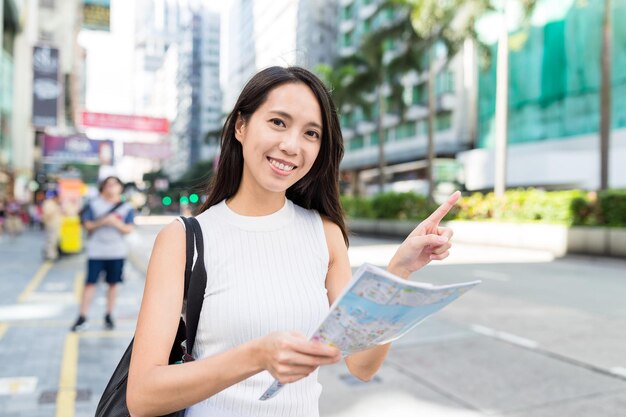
[{"x1": 279, "y1": 132, "x2": 300, "y2": 155}]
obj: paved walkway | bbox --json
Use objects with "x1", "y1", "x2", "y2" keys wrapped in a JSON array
[{"x1": 0, "y1": 230, "x2": 143, "y2": 417}]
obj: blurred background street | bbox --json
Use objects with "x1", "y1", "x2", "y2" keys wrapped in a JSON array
[{"x1": 1, "y1": 0, "x2": 625, "y2": 416}]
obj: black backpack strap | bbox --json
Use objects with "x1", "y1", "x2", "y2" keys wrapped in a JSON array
[
  {"x1": 184, "y1": 217, "x2": 206, "y2": 357},
  {"x1": 83, "y1": 200, "x2": 125, "y2": 223},
  {"x1": 180, "y1": 217, "x2": 195, "y2": 299}
]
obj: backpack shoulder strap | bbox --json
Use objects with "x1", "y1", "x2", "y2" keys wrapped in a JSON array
[
  {"x1": 179, "y1": 217, "x2": 195, "y2": 298},
  {"x1": 184, "y1": 217, "x2": 206, "y2": 357}
]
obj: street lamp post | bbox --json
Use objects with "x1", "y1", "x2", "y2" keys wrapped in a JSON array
[
  {"x1": 494, "y1": 1, "x2": 509, "y2": 201},
  {"x1": 599, "y1": 0, "x2": 612, "y2": 191}
]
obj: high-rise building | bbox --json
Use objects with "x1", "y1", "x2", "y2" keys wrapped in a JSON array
[
  {"x1": 224, "y1": 0, "x2": 338, "y2": 110},
  {"x1": 337, "y1": 0, "x2": 477, "y2": 196},
  {"x1": 134, "y1": 0, "x2": 222, "y2": 180},
  {"x1": 192, "y1": 8, "x2": 221, "y2": 165}
]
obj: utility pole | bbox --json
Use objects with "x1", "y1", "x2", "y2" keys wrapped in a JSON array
[
  {"x1": 426, "y1": 45, "x2": 436, "y2": 203},
  {"x1": 494, "y1": 1, "x2": 509, "y2": 199},
  {"x1": 599, "y1": 0, "x2": 612, "y2": 191}
]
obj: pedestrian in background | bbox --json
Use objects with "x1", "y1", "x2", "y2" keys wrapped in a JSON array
[
  {"x1": 0, "y1": 199, "x2": 5, "y2": 236},
  {"x1": 127, "y1": 66, "x2": 457, "y2": 417},
  {"x1": 4, "y1": 198, "x2": 24, "y2": 236},
  {"x1": 42, "y1": 189, "x2": 63, "y2": 261},
  {"x1": 71, "y1": 176, "x2": 135, "y2": 331}
]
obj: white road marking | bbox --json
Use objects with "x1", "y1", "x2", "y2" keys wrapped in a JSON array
[
  {"x1": 0, "y1": 377, "x2": 38, "y2": 395},
  {"x1": 470, "y1": 324, "x2": 539, "y2": 349},
  {"x1": 471, "y1": 269, "x2": 510, "y2": 281}
]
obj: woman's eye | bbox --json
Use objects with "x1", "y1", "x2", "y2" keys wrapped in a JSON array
[
  {"x1": 306, "y1": 130, "x2": 320, "y2": 139},
  {"x1": 270, "y1": 118, "x2": 285, "y2": 127}
]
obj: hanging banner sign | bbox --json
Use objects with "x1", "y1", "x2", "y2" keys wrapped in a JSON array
[{"x1": 32, "y1": 45, "x2": 60, "y2": 127}]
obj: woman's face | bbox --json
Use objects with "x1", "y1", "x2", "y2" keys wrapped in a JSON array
[{"x1": 235, "y1": 82, "x2": 323, "y2": 195}]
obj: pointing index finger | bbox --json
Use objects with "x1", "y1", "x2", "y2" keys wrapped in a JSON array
[{"x1": 424, "y1": 191, "x2": 461, "y2": 225}]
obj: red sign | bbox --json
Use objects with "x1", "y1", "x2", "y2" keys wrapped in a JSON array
[{"x1": 80, "y1": 111, "x2": 169, "y2": 133}]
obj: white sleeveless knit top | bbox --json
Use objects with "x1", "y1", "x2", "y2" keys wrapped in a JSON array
[{"x1": 184, "y1": 198, "x2": 330, "y2": 417}]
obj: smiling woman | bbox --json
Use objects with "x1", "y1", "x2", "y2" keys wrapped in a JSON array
[{"x1": 126, "y1": 66, "x2": 459, "y2": 417}]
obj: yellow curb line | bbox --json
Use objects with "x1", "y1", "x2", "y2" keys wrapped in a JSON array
[
  {"x1": 18, "y1": 261, "x2": 53, "y2": 303},
  {"x1": 56, "y1": 332, "x2": 79, "y2": 417}
]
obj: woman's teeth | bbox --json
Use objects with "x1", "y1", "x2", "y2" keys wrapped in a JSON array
[{"x1": 270, "y1": 159, "x2": 295, "y2": 171}]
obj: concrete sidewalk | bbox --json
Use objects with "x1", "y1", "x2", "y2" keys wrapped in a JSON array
[{"x1": 0, "y1": 230, "x2": 144, "y2": 417}]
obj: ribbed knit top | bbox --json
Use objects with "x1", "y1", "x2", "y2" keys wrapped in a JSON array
[{"x1": 184, "y1": 198, "x2": 330, "y2": 417}]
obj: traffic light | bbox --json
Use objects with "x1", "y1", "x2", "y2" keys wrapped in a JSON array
[
  {"x1": 162, "y1": 196, "x2": 172, "y2": 206},
  {"x1": 189, "y1": 193, "x2": 199, "y2": 204},
  {"x1": 180, "y1": 196, "x2": 189, "y2": 205}
]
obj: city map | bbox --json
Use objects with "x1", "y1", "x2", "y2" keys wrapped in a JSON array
[{"x1": 260, "y1": 263, "x2": 481, "y2": 400}]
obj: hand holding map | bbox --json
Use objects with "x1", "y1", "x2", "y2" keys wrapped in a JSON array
[{"x1": 259, "y1": 263, "x2": 480, "y2": 400}]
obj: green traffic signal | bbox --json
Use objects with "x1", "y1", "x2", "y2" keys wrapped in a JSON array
[
  {"x1": 180, "y1": 196, "x2": 189, "y2": 205},
  {"x1": 189, "y1": 193, "x2": 199, "y2": 203},
  {"x1": 162, "y1": 196, "x2": 172, "y2": 206}
]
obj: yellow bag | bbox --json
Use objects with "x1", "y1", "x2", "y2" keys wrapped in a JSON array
[{"x1": 59, "y1": 216, "x2": 82, "y2": 254}]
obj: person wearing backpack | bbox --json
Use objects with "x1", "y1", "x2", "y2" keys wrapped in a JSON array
[{"x1": 71, "y1": 176, "x2": 135, "y2": 331}]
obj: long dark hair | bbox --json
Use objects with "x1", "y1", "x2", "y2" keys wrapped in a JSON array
[{"x1": 198, "y1": 66, "x2": 348, "y2": 245}]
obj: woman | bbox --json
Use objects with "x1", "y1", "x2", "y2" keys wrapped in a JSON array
[{"x1": 127, "y1": 66, "x2": 457, "y2": 417}]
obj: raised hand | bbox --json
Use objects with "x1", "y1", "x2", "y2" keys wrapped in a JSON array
[
  {"x1": 257, "y1": 331, "x2": 342, "y2": 384},
  {"x1": 387, "y1": 191, "x2": 461, "y2": 279}
]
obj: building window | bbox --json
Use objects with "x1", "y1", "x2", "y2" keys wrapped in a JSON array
[
  {"x1": 349, "y1": 135, "x2": 364, "y2": 150},
  {"x1": 371, "y1": 129, "x2": 392, "y2": 144},
  {"x1": 436, "y1": 112, "x2": 452, "y2": 131},
  {"x1": 363, "y1": 17, "x2": 372, "y2": 33},
  {"x1": 340, "y1": 113, "x2": 353, "y2": 128},
  {"x1": 342, "y1": 4, "x2": 354, "y2": 20},
  {"x1": 396, "y1": 122, "x2": 417, "y2": 140},
  {"x1": 412, "y1": 83, "x2": 427, "y2": 105},
  {"x1": 436, "y1": 70, "x2": 454, "y2": 95},
  {"x1": 342, "y1": 31, "x2": 354, "y2": 47}
]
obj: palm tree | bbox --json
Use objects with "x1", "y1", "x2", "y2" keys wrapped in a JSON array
[
  {"x1": 382, "y1": 0, "x2": 537, "y2": 201},
  {"x1": 320, "y1": 13, "x2": 428, "y2": 194},
  {"x1": 318, "y1": 3, "x2": 426, "y2": 192},
  {"x1": 368, "y1": 0, "x2": 492, "y2": 201}
]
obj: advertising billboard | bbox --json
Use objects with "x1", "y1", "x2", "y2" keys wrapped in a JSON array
[
  {"x1": 42, "y1": 134, "x2": 114, "y2": 165},
  {"x1": 32, "y1": 46, "x2": 60, "y2": 127},
  {"x1": 83, "y1": 0, "x2": 111, "y2": 31}
]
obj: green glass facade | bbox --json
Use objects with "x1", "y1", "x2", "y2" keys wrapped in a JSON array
[{"x1": 478, "y1": 1, "x2": 626, "y2": 148}]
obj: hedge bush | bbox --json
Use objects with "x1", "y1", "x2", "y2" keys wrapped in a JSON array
[
  {"x1": 598, "y1": 190, "x2": 626, "y2": 226},
  {"x1": 370, "y1": 192, "x2": 436, "y2": 220},
  {"x1": 340, "y1": 195, "x2": 375, "y2": 219},
  {"x1": 341, "y1": 188, "x2": 626, "y2": 227}
]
